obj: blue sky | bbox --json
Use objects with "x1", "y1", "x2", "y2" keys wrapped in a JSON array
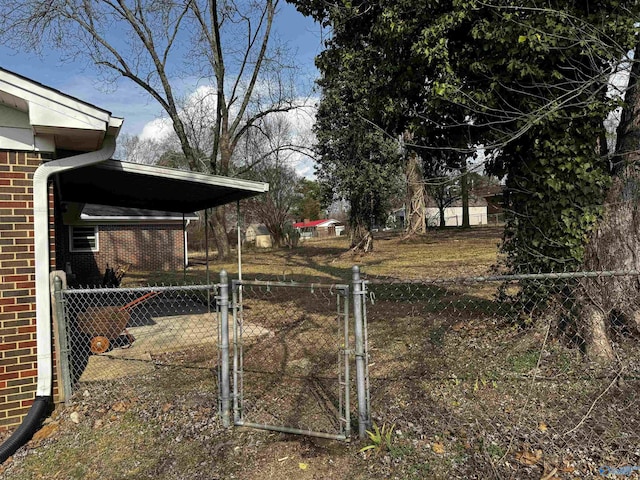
[{"x1": 0, "y1": 3, "x2": 323, "y2": 138}]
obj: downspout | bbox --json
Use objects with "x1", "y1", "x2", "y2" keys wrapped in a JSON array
[{"x1": 0, "y1": 135, "x2": 116, "y2": 463}]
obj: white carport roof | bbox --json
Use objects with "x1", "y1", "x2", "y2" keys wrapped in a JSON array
[{"x1": 56, "y1": 159, "x2": 269, "y2": 212}]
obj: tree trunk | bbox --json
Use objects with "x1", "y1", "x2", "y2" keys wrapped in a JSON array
[
  {"x1": 209, "y1": 207, "x2": 230, "y2": 260},
  {"x1": 439, "y1": 206, "x2": 446, "y2": 228},
  {"x1": 578, "y1": 49, "x2": 640, "y2": 362},
  {"x1": 461, "y1": 161, "x2": 470, "y2": 228},
  {"x1": 209, "y1": 134, "x2": 233, "y2": 260},
  {"x1": 405, "y1": 150, "x2": 427, "y2": 236},
  {"x1": 350, "y1": 221, "x2": 373, "y2": 253}
]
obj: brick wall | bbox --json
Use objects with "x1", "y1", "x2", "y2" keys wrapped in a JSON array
[
  {"x1": 66, "y1": 224, "x2": 185, "y2": 284},
  {"x1": 0, "y1": 150, "x2": 56, "y2": 430}
]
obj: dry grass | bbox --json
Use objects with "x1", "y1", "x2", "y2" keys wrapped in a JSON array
[
  {"x1": 2, "y1": 226, "x2": 639, "y2": 480},
  {"x1": 124, "y1": 227, "x2": 504, "y2": 286}
]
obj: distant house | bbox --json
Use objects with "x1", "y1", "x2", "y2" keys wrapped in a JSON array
[
  {"x1": 293, "y1": 219, "x2": 345, "y2": 238},
  {"x1": 245, "y1": 223, "x2": 273, "y2": 248},
  {"x1": 425, "y1": 196, "x2": 489, "y2": 227},
  {"x1": 61, "y1": 204, "x2": 198, "y2": 284},
  {"x1": 474, "y1": 185, "x2": 505, "y2": 224}
]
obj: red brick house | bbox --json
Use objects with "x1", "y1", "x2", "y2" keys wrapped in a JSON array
[
  {"x1": 0, "y1": 67, "x2": 268, "y2": 444},
  {"x1": 62, "y1": 204, "x2": 199, "y2": 285}
]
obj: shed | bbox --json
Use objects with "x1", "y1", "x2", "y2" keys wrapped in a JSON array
[
  {"x1": 245, "y1": 224, "x2": 273, "y2": 248},
  {"x1": 293, "y1": 219, "x2": 345, "y2": 238}
]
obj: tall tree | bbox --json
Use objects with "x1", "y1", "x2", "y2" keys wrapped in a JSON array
[
  {"x1": 313, "y1": 56, "x2": 403, "y2": 250},
  {"x1": 291, "y1": 179, "x2": 323, "y2": 222},
  {"x1": 1, "y1": 0, "x2": 300, "y2": 259},
  {"x1": 292, "y1": 0, "x2": 640, "y2": 360}
]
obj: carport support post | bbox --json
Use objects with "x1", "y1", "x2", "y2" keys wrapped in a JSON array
[
  {"x1": 219, "y1": 270, "x2": 231, "y2": 427},
  {"x1": 352, "y1": 266, "x2": 370, "y2": 438}
]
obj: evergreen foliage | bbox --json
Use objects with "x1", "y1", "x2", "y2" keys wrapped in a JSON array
[{"x1": 290, "y1": 0, "x2": 640, "y2": 270}]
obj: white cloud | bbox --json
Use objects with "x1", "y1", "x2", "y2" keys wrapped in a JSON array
[
  {"x1": 139, "y1": 117, "x2": 173, "y2": 142},
  {"x1": 136, "y1": 86, "x2": 319, "y2": 178}
]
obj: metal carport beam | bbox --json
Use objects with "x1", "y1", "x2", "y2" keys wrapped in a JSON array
[{"x1": 56, "y1": 159, "x2": 269, "y2": 212}]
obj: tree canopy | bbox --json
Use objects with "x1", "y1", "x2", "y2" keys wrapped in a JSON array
[{"x1": 290, "y1": 0, "x2": 640, "y2": 270}]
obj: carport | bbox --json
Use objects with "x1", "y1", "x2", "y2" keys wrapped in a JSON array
[
  {"x1": 1, "y1": 137, "x2": 267, "y2": 461},
  {"x1": 44, "y1": 149, "x2": 269, "y2": 386}
]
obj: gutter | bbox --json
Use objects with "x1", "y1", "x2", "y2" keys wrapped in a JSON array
[{"x1": 0, "y1": 135, "x2": 116, "y2": 462}]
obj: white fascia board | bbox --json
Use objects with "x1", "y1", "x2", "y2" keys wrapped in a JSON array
[
  {"x1": 0, "y1": 127, "x2": 56, "y2": 152},
  {"x1": 109, "y1": 117, "x2": 124, "y2": 129},
  {"x1": 103, "y1": 161, "x2": 270, "y2": 193},
  {"x1": 29, "y1": 102, "x2": 107, "y2": 131},
  {"x1": 0, "y1": 126, "x2": 36, "y2": 150}
]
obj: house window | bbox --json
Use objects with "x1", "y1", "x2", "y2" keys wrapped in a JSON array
[{"x1": 70, "y1": 226, "x2": 99, "y2": 252}]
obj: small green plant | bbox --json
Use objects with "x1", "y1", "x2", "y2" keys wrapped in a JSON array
[
  {"x1": 359, "y1": 423, "x2": 395, "y2": 454},
  {"x1": 485, "y1": 442, "x2": 505, "y2": 460},
  {"x1": 509, "y1": 350, "x2": 540, "y2": 373}
]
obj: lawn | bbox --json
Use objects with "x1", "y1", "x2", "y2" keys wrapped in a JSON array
[
  {"x1": 1, "y1": 227, "x2": 638, "y2": 480},
  {"x1": 126, "y1": 227, "x2": 504, "y2": 286}
]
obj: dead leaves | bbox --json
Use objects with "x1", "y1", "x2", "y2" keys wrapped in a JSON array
[
  {"x1": 432, "y1": 442, "x2": 445, "y2": 454},
  {"x1": 32, "y1": 422, "x2": 59, "y2": 443},
  {"x1": 111, "y1": 400, "x2": 130, "y2": 413},
  {"x1": 514, "y1": 448, "x2": 575, "y2": 480},
  {"x1": 516, "y1": 449, "x2": 543, "y2": 466}
]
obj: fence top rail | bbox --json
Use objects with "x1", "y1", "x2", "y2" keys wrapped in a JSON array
[
  {"x1": 62, "y1": 284, "x2": 218, "y2": 295},
  {"x1": 365, "y1": 270, "x2": 640, "y2": 285},
  {"x1": 233, "y1": 279, "x2": 349, "y2": 291}
]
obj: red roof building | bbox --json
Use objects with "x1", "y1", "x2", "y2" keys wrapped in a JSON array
[{"x1": 293, "y1": 219, "x2": 344, "y2": 237}]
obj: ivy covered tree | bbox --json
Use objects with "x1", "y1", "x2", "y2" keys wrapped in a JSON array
[{"x1": 291, "y1": 0, "x2": 640, "y2": 361}]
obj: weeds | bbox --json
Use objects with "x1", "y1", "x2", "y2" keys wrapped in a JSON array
[{"x1": 359, "y1": 423, "x2": 395, "y2": 455}]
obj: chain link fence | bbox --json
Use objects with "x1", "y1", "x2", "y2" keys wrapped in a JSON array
[
  {"x1": 53, "y1": 269, "x2": 640, "y2": 476},
  {"x1": 57, "y1": 283, "x2": 219, "y2": 398},
  {"x1": 362, "y1": 271, "x2": 640, "y2": 478}
]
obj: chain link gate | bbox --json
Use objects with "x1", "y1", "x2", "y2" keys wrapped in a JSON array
[{"x1": 228, "y1": 279, "x2": 352, "y2": 440}]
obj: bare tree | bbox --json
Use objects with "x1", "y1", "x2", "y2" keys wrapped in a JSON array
[
  {"x1": 115, "y1": 133, "x2": 168, "y2": 165},
  {"x1": 0, "y1": 0, "x2": 301, "y2": 258},
  {"x1": 241, "y1": 114, "x2": 306, "y2": 246}
]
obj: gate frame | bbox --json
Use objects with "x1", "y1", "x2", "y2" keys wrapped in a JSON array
[{"x1": 219, "y1": 277, "x2": 354, "y2": 440}]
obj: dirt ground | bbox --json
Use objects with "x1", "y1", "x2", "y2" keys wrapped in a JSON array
[{"x1": 2, "y1": 228, "x2": 639, "y2": 479}]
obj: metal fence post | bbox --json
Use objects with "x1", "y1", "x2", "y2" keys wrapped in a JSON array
[
  {"x1": 232, "y1": 280, "x2": 240, "y2": 425},
  {"x1": 219, "y1": 270, "x2": 231, "y2": 427},
  {"x1": 352, "y1": 265, "x2": 370, "y2": 438},
  {"x1": 53, "y1": 275, "x2": 72, "y2": 403}
]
